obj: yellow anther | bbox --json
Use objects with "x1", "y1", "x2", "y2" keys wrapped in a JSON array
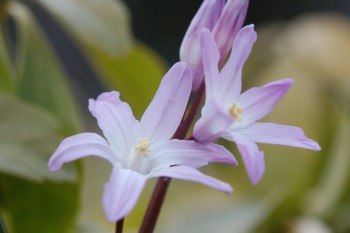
[
  {"x1": 133, "y1": 139, "x2": 151, "y2": 155},
  {"x1": 228, "y1": 102, "x2": 244, "y2": 122}
]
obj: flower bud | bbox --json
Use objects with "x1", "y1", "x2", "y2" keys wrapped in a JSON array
[
  {"x1": 180, "y1": 0, "x2": 249, "y2": 90},
  {"x1": 213, "y1": 0, "x2": 249, "y2": 63}
]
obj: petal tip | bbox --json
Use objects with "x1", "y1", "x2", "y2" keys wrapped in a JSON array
[
  {"x1": 48, "y1": 156, "x2": 61, "y2": 172},
  {"x1": 241, "y1": 24, "x2": 257, "y2": 42},
  {"x1": 88, "y1": 98, "x2": 95, "y2": 111},
  {"x1": 250, "y1": 168, "x2": 264, "y2": 185},
  {"x1": 276, "y1": 78, "x2": 294, "y2": 88},
  {"x1": 251, "y1": 177, "x2": 261, "y2": 186},
  {"x1": 47, "y1": 163, "x2": 59, "y2": 172},
  {"x1": 175, "y1": 61, "x2": 187, "y2": 69},
  {"x1": 248, "y1": 152, "x2": 265, "y2": 185},
  {"x1": 311, "y1": 141, "x2": 321, "y2": 151},
  {"x1": 245, "y1": 24, "x2": 255, "y2": 30},
  {"x1": 224, "y1": 185, "x2": 234, "y2": 195}
]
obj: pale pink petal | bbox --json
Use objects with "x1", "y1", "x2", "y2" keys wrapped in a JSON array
[
  {"x1": 213, "y1": 0, "x2": 249, "y2": 62},
  {"x1": 48, "y1": 133, "x2": 120, "y2": 172},
  {"x1": 149, "y1": 165, "x2": 233, "y2": 194},
  {"x1": 89, "y1": 91, "x2": 139, "y2": 157},
  {"x1": 193, "y1": 98, "x2": 233, "y2": 142},
  {"x1": 180, "y1": 0, "x2": 225, "y2": 90},
  {"x1": 200, "y1": 28, "x2": 220, "y2": 101},
  {"x1": 238, "y1": 79, "x2": 293, "y2": 127},
  {"x1": 149, "y1": 139, "x2": 237, "y2": 171},
  {"x1": 237, "y1": 122, "x2": 321, "y2": 150},
  {"x1": 140, "y1": 62, "x2": 192, "y2": 142},
  {"x1": 217, "y1": 25, "x2": 257, "y2": 104},
  {"x1": 224, "y1": 132, "x2": 265, "y2": 185},
  {"x1": 102, "y1": 168, "x2": 147, "y2": 222}
]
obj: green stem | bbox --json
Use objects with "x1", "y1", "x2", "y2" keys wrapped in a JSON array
[{"x1": 139, "y1": 82, "x2": 205, "y2": 233}]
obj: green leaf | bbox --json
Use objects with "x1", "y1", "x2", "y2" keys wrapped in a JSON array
[
  {"x1": 0, "y1": 93, "x2": 80, "y2": 231},
  {"x1": 0, "y1": 93, "x2": 78, "y2": 182},
  {"x1": 0, "y1": 92, "x2": 58, "y2": 143},
  {"x1": 7, "y1": 1, "x2": 80, "y2": 135},
  {"x1": 33, "y1": 0, "x2": 132, "y2": 55},
  {"x1": 0, "y1": 143, "x2": 77, "y2": 182},
  {"x1": 87, "y1": 42, "x2": 168, "y2": 119},
  {"x1": 0, "y1": 29, "x2": 15, "y2": 92},
  {"x1": 0, "y1": 175, "x2": 80, "y2": 233},
  {"x1": 0, "y1": 93, "x2": 81, "y2": 232}
]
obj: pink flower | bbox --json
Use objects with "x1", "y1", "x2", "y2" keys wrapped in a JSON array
[
  {"x1": 48, "y1": 62, "x2": 237, "y2": 222},
  {"x1": 193, "y1": 26, "x2": 321, "y2": 185},
  {"x1": 180, "y1": 0, "x2": 249, "y2": 90}
]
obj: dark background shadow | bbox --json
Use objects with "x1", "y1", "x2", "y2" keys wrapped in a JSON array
[{"x1": 26, "y1": 0, "x2": 350, "y2": 97}]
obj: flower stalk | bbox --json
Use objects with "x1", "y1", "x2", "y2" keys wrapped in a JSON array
[
  {"x1": 139, "y1": 177, "x2": 171, "y2": 233},
  {"x1": 174, "y1": 81, "x2": 205, "y2": 140},
  {"x1": 116, "y1": 218, "x2": 124, "y2": 233}
]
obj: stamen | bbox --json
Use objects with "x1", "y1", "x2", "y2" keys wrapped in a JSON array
[
  {"x1": 133, "y1": 139, "x2": 151, "y2": 155},
  {"x1": 228, "y1": 102, "x2": 244, "y2": 122}
]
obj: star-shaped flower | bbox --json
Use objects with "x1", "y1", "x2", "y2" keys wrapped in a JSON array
[
  {"x1": 48, "y1": 62, "x2": 237, "y2": 222},
  {"x1": 193, "y1": 26, "x2": 321, "y2": 184}
]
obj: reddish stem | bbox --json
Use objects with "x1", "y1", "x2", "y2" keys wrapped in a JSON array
[
  {"x1": 173, "y1": 81, "x2": 205, "y2": 139},
  {"x1": 139, "y1": 177, "x2": 171, "y2": 233},
  {"x1": 139, "y1": 82, "x2": 205, "y2": 233},
  {"x1": 116, "y1": 218, "x2": 124, "y2": 233}
]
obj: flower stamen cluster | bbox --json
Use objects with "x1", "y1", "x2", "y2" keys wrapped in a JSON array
[
  {"x1": 133, "y1": 139, "x2": 151, "y2": 156},
  {"x1": 228, "y1": 102, "x2": 243, "y2": 122}
]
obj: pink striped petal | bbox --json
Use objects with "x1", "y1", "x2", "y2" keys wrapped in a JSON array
[
  {"x1": 140, "y1": 62, "x2": 192, "y2": 142},
  {"x1": 149, "y1": 165, "x2": 233, "y2": 194},
  {"x1": 103, "y1": 168, "x2": 147, "y2": 222},
  {"x1": 89, "y1": 91, "x2": 139, "y2": 158},
  {"x1": 48, "y1": 133, "x2": 120, "y2": 171},
  {"x1": 217, "y1": 25, "x2": 257, "y2": 104},
  {"x1": 224, "y1": 132, "x2": 265, "y2": 185},
  {"x1": 237, "y1": 122, "x2": 321, "y2": 150},
  {"x1": 149, "y1": 139, "x2": 237, "y2": 171},
  {"x1": 200, "y1": 28, "x2": 220, "y2": 101},
  {"x1": 238, "y1": 79, "x2": 293, "y2": 127}
]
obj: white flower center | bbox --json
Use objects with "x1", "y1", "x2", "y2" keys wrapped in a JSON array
[
  {"x1": 228, "y1": 102, "x2": 244, "y2": 122},
  {"x1": 126, "y1": 139, "x2": 151, "y2": 174}
]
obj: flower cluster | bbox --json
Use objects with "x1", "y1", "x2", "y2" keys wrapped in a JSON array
[{"x1": 48, "y1": 0, "x2": 320, "y2": 224}]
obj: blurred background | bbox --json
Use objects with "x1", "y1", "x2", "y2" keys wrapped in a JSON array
[{"x1": 0, "y1": 0, "x2": 349, "y2": 232}]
